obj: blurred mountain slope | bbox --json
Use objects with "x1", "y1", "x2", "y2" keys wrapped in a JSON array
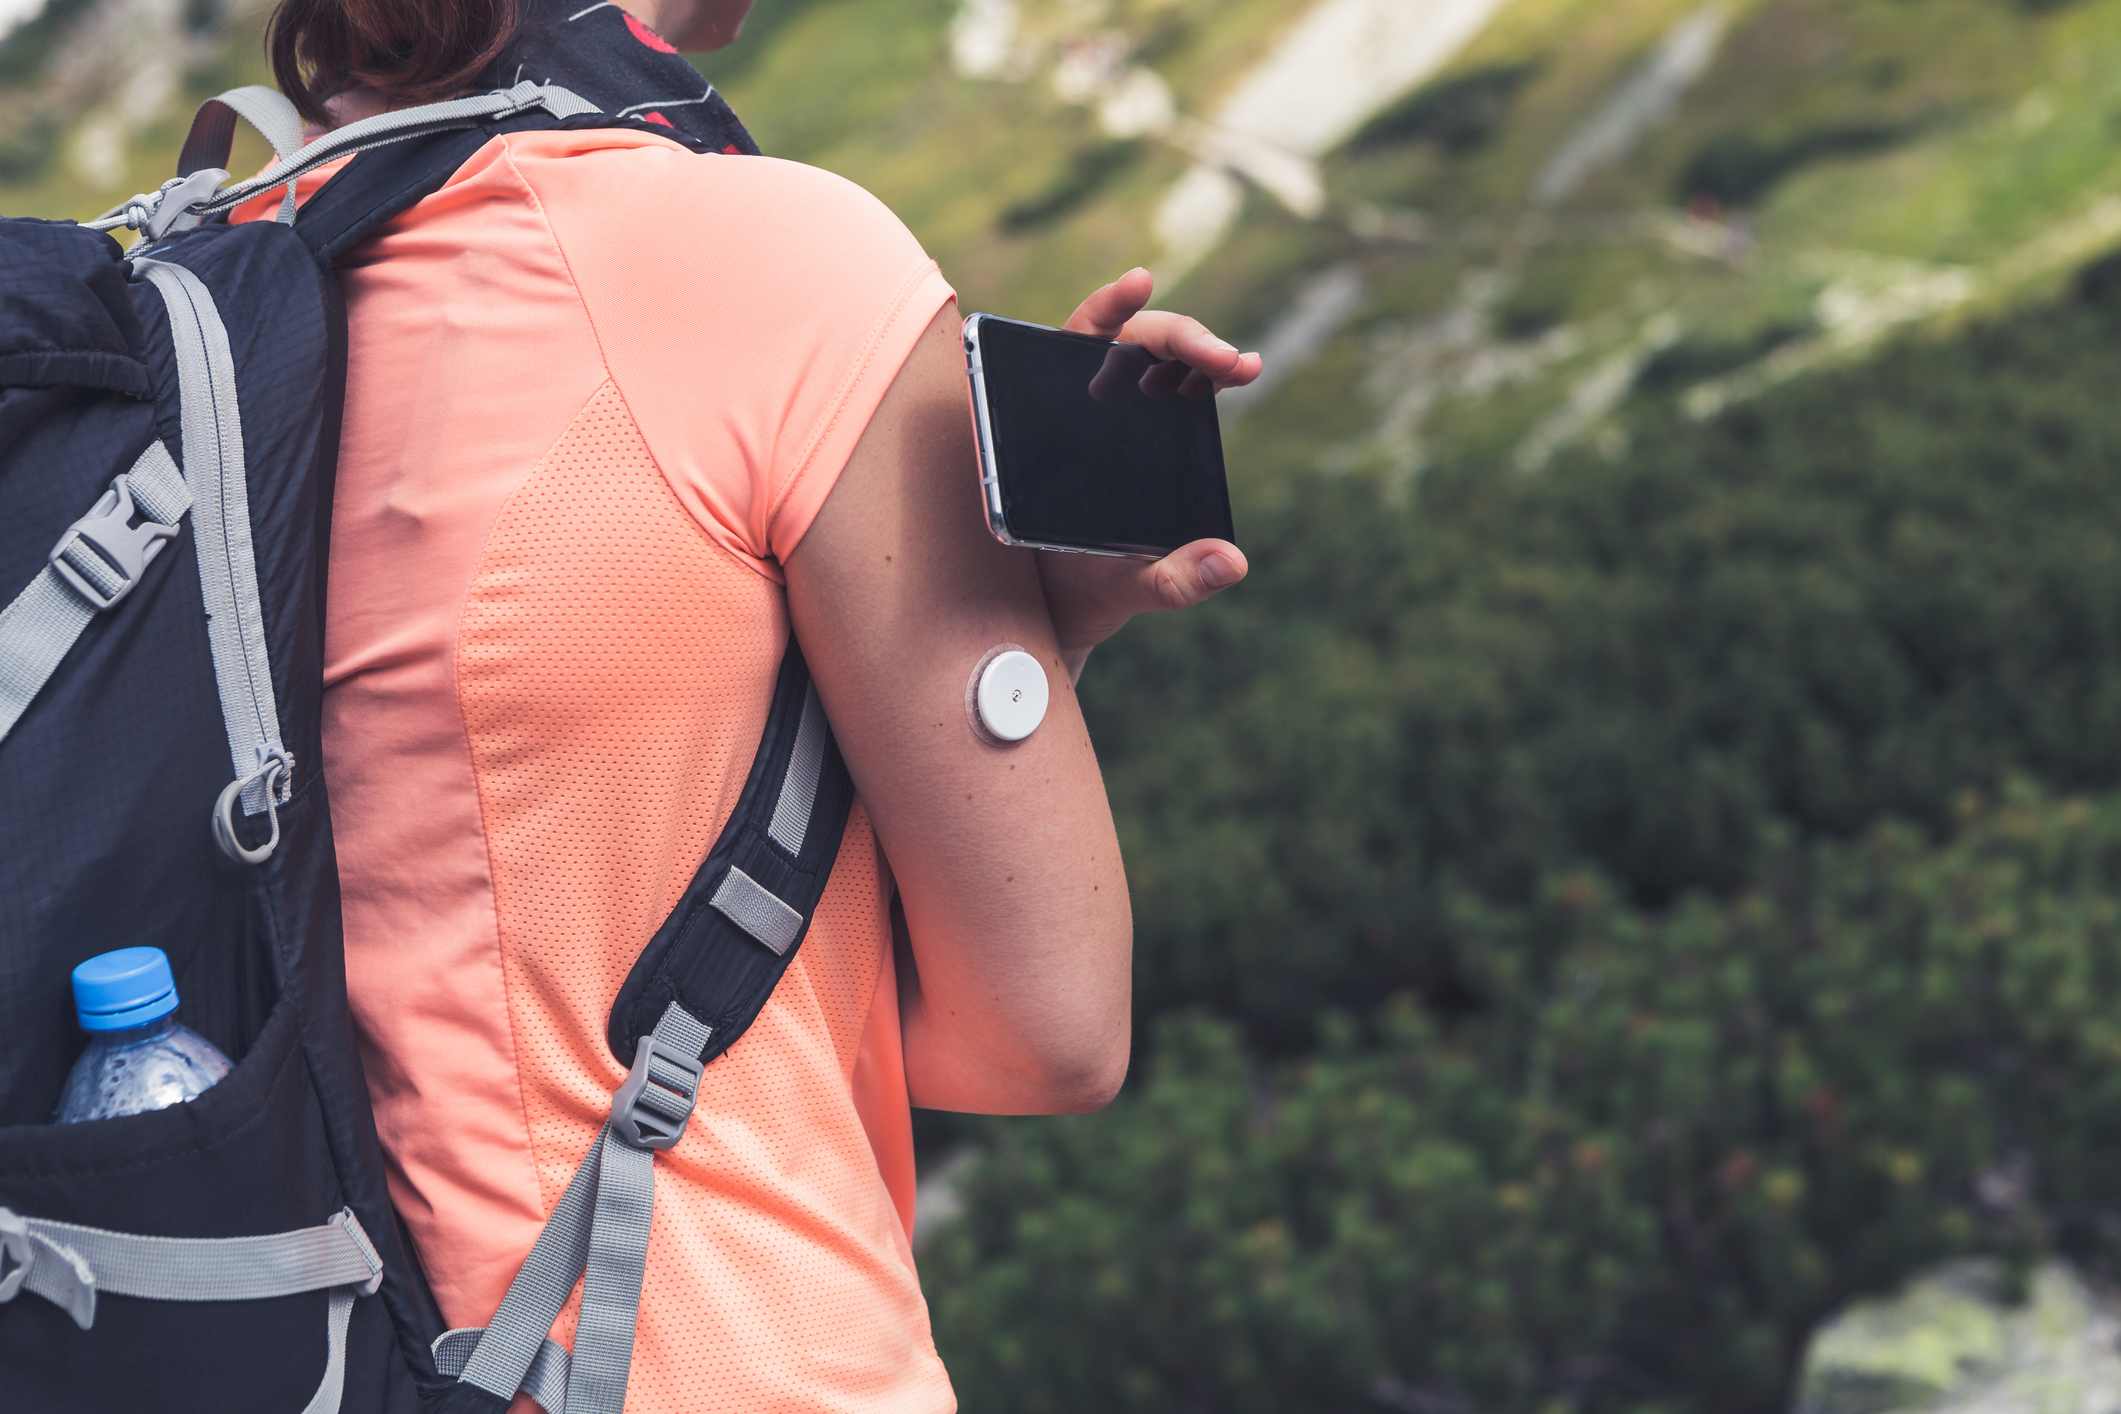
[{"x1": 8, "y1": 0, "x2": 2120, "y2": 476}]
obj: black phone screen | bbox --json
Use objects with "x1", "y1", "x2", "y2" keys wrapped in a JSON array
[{"x1": 976, "y1": 317, "x2": 1235, "y2": 557}]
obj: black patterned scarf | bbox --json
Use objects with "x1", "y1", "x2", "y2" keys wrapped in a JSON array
[{"x1": 482, "y1": 0, "x2": 761, "y2": 156}]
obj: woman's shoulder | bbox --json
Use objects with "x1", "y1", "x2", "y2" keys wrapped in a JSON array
[
  {"x1": 491, "y1": 128, "x2": 926, "y2": 266},
  {"x1": 475, "y1": 126, "x2": 955, "y2": 571}
]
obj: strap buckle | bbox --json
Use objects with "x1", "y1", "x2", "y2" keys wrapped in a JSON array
[
  {"x1": 94, "y1": 168, "x2": 230, "y2": 242},
  {"x1": 611, "y1": 1031, "x2": 705, "y2": 1152},
  {"x1": 0, "y1": 1207, "x2": 95, "y2": 1329},
  {"x1": 48, "y1": 473, "x2": 184, "y2": 611}
]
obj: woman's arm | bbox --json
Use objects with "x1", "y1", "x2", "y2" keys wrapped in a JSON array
[{"x1": 784, "y1": 302, "x2": 1134, "y2": 1115}]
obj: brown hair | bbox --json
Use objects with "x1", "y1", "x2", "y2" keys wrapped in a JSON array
[{"x1": 267, "y1": 0, "x2": 521, "y2": 125}]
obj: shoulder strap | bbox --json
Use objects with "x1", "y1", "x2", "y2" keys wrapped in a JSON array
[
  {"x1": 292, "y1": 100, "x2": 711, "y2": 264},
  {"x1": 87, "y1": 82, "x2": 605, "y2": 250},
  {"x1": 179, "y1": 86, "x2": 308, "y2": 225},
  {"x1": 290, "y1": 122, "x2": 553, "y2": 264},
  {"x1": 607, "y1": 644, "x2": 856, "y2": 1065},
  {"x1": 179, "y1": 86, "x2": 307, "y2": 177}
]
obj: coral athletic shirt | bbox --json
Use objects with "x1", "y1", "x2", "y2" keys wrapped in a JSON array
[{"x1": 238, "y1": 128, "x2": 957, "y2": 1410}]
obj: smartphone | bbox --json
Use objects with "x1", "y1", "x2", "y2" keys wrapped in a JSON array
[{"x1": 964, "y1": 313, "x2": 1236, "y2": 559}]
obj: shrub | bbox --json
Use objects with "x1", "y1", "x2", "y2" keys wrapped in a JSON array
[
  {"x1": 998, "y1": 141, "x2": 1145, "y2": 234},
  {"x1": 1634, "y1": 320, "x2": 1811, "y2": 392},
  {"x1": 927, "y1": 785, "x2": 2121, "y2": 1413},
  {"x1": 1676, "y1": 124, "x2": 1906, "y2": 207},
  {"x1": 1350, "y1": 63, "x2": 1540, "y2": 156}
]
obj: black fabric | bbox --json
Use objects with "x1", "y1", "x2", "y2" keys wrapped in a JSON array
[
  {"x1": 608, "y1": 647, "x2": 857, "y2": 1064},
  {"x1": 430, "y1": 1382, "x2": 513, "y2": 1414},
  {"x1": 486, "y1": 0, "x2": 759, "y2": 156},
  {"x1": 0, "y1": 220, "x2": 150, "y2": 397}
]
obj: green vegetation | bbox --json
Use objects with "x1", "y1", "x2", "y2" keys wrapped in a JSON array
[
  {"x1": 928, "y1": 261, "x2": 2121, "y2": 1412},
  {"x1": 1350, "y1": 62, "x2": 1541, "y2": 156},
  {"x1": 930, "y1": 782, "x2": 2121, "y2": 1414},
  {"x1": 1677, "y1": 122, "x2": 1913, "y2": 207},
  {"x1": 1635, "y1": 320, "x2": 1811, "y2": 390},
  {"x1": 997, "y1": 140, "x2": 1145, "y2": 233}
]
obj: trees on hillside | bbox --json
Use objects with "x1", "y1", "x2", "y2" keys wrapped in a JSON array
[{"x1": 930, "y1": 788, "x2": 2120, "y2": 1412}]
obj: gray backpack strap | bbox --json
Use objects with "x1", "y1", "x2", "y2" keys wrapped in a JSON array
[
  {"x1": 0, "y1": 1205, "x2": 385, "y2": 1414},
  {"x1": 131, "y1": 256, "x2": 298, "y2": 862},
  {"x1": 89, "y1": 82, "x2": 600, "y2": 241},
  {"x1": 435, "y1": 1003, "x2": 712, "y2": 1414},
  {"x1": 179, "y1": 87, "x2": 310, "y2": 224}
]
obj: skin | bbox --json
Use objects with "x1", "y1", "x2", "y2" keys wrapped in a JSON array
[{"x1": 634, "y1": 0, "x2": 1265, "y2": 1114}]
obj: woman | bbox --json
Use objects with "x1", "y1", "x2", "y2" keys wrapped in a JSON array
[{"x1": 255, "y1": 0, "x2": 1258, "y2": 1407}]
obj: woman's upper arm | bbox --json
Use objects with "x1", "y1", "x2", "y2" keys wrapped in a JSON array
[{"x1": 784, "y1": 302, "x2": 1133, "y2": 1114}]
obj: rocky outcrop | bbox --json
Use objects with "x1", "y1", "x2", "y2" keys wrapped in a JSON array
[{"x1": 1797, "y1": 1260, "x2": 2121, "y2": 1414}]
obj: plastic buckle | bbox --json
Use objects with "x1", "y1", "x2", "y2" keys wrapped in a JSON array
[
  {"x1": 138, "y1": 168, "x2": 229, "y2": 242},
  {"x1": 611, "y1": 1032, "x2": 705, "y2": 1152},
  {"x1": 49, "y1": 474, "x2": 182, "y2": 611}
]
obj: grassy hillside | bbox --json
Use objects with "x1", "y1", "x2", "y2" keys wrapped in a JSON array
[{"x1": 726, "y1": 0, "x2": 2121, "y2": 482}]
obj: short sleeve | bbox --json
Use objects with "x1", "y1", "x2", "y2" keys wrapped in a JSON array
[{"x1": 511, "y1": 134, "x2": 956, "y2": 575}]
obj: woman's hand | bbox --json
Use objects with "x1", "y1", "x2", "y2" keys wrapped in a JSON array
[{"x1": 1042, "y1": 268, "x2": 1261, "y2": 676}]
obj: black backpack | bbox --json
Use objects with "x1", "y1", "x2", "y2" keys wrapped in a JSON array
[{"x1": 0, "y1": 82, "x2": 854, "y2": 1414}]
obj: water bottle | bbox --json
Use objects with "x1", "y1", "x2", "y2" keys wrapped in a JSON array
[{"x1": 53, "y1": 947, "x2": 233, "y2": 1124}]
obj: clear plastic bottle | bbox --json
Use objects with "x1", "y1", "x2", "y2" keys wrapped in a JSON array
[{"x1": 53, "y1": 946, "x2": 233, "y2": 1124}]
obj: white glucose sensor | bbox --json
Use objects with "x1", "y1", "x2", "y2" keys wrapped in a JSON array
[{"x1": 972, "y1": 648, "x2": 1049, "y2": 744}]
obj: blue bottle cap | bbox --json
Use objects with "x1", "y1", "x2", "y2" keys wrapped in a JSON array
[{"x1": 72, "y1": 947, "x2": 180, "y2": 1033}]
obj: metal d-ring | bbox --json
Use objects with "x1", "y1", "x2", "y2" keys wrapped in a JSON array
[{"x1": 212, "y1": 748, "x2": 292, "y2": 866}]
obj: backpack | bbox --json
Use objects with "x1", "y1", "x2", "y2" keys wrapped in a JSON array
[{"x1": 0, "y1": 82, "x2": 855, "y2": 1414}]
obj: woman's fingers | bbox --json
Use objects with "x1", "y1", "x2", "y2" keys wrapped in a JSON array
[
  {"x1": 1137, "y1": 358, "x2": 1191, "y2": 400},
  {"x1": 1064, "y1": 269, "x2": 1266, "y2": 391},
  {"x1": 1066, "y1": 267, "x2": 1156, "y2": 338},
  {"x1": 1138, "y1": 540, "x2": 1248, "y2": 612},
  {"x1": 1038, "y1": 535, "x2": 1249, "y2": 654},
  {"x1": 1216, "y1": 350, "x2": 1265, "y2": 389},
  {"x1": 1119, "y1": 310, "x2": 1245, "y2": 379}
]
